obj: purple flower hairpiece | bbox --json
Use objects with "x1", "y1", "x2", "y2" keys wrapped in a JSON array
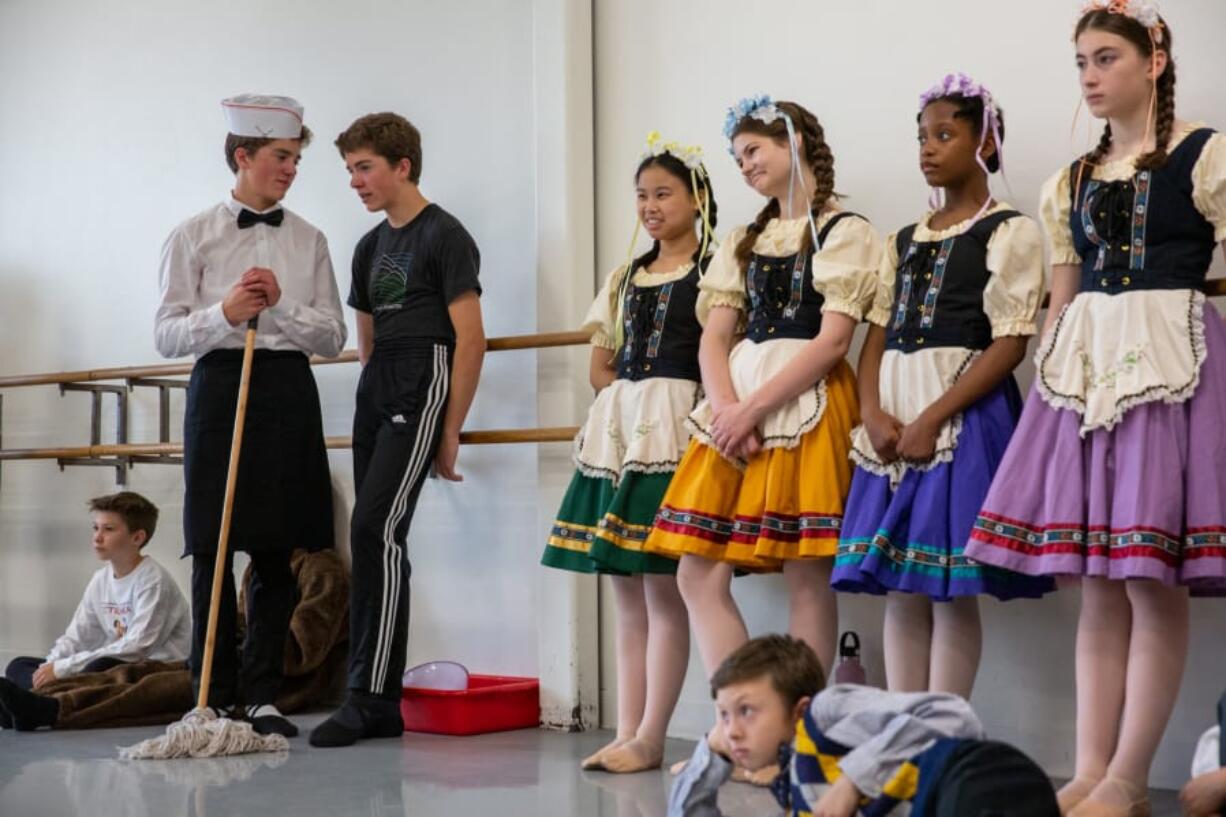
[
  {"x1": 919, "y1": 73, "x2": 996, "y2": 119},
  {"x1": 919, "y1": 72, "x2": 1005, "y2": 179}
]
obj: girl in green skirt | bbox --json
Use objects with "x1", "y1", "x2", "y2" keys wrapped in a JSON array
[{"x1": 542, "y1": 133, "x2": 717, "y2": 773}]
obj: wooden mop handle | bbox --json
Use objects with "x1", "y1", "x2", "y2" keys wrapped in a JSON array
[{"x1": 196, "y1": 317, "x2": 259, "y2": 710}]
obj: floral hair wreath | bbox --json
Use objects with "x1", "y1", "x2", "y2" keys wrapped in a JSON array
[
  {"x1": 642, "y1": 131, "x2": 706, "y2": 172},
  {"x1": 1080, "y1": 0, "x2": 1165, "y2": 44},
  {"x1": 918, "y1": 73, "x2": 1008, "y2": 217},
  {"x1": 918, "y1": 73, "x2": 1001, "y2": 130},
  {"x1": 722, "y1": 94, "x2": 783, "y2": 147}
]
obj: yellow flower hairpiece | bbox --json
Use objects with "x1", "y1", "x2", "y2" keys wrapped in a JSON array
[{"x1": 642, "y1": 131, "x2": 706, "y2": 172}]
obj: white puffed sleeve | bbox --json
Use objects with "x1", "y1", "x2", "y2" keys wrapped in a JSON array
[
  {"x1": 865, "y1": 233, "x2": 900, "y2": 329},
  {"x1": 811, "y1": 215, "x2": 885, "y2": 321},
  {"x1": 582, "y1": 265, "x2": 628, "y2": 349},
  {"x1": 983, "y1": 215, "x2": 1046, "y2": 338},
  {"x1": 695, "y1": 228, "x2": 748, "y2": 326},
  {"x1": 1191, "y1": 131, "x2": 1226, "y2": 243},
  {"x1": 1038, "y1": 165, "x2": 1082, "y2": 266}
]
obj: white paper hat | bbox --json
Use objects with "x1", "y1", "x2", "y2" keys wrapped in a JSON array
[{"x1": 221, "y1": 94, "x2": 304, "y2": 138}]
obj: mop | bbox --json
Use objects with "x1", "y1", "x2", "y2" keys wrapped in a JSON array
[{"x1": 121, "y1": 317, "x2": 288, "y2": 759}]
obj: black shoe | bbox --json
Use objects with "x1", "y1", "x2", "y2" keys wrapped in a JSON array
[
  {"x1": 308, "y1": 695, "x2": 402, "y2": 748},
  {"x1": 0, "y1": 678, "x2": 58, "y2": 731},
  {"x1": 244, "y1": 704, "x2": 299, "y2": 738}
]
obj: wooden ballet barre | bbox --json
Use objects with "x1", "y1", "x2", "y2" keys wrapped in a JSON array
[
  {"x1": 326, "y1": 427, "x2": 581, "y2": 448},
  {"x1": 0, "y1": 443, "x2": 182, "y2": 461},
  {"x1": 9, "y1": 276, "x2": 1226, "y2": 390},
  {"x1": 445, "y1": 427, "x2": 580, "y2": 445},
  {"x1": 0, "y1": 426, "x2": 581, "y2": 462},
  {"x1": 0, "y1": 330, "x2": 593, "y2": 389},
  {"x1": 485, "y1": 330, "x2": 591, "y2": 352}
]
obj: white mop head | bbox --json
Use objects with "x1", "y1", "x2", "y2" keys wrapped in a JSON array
[{"x1": 119, "y1": 707, "x2": 289, "y2": 759}]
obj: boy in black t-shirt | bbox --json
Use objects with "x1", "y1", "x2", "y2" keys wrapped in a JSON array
[{"x1": 310, "y1": 112, "x2": 486, "y2": 748}]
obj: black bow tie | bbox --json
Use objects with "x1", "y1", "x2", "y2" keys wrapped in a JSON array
[{"x1": 237, "y1": 208, "x2": 284, "y2": 229}]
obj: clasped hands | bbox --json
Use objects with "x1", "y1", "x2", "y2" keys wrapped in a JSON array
[
  {"x1": 862, "y1": 407, "x2": 940, "y2": 463},
  {"x1": 222, "y1": 267, "x2": 282, "y2": 326},
  {"x1": 708, "y1": 398, "x2": 764, "y2": 461}
]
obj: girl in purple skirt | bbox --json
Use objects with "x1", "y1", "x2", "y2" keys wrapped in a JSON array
[
  {"x1": 831, "y1": 74, "x2": 1051, "y2": 699},
  {"x1": 965, "y1": 4, "x2": 1226, "y2": 815}
]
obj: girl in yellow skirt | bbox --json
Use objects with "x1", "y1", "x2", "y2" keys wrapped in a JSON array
[{"x1": 644, "y1": 96, "x2": 882, "y2": 681}]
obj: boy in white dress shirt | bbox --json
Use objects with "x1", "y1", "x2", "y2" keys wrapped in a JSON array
[{"x1": 153, "y1": 94, "x2": 346, "y2": 738}]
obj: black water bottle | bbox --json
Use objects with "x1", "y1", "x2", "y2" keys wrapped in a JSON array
[{"x1": 832, "y1": 630, "x2": 867, "y2": 685}]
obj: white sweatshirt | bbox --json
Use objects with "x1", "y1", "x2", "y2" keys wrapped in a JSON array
[{"x1": 45, "y1": 556, "x2": 191, "y2": 677}]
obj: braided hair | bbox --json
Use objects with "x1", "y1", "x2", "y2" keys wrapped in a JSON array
[
  {"x1": 1076, "y1": 10, "x2": 1176, "y2": 172},
  {"x1": 730, "y1": 101, "x2": 836, "y2": 275}
]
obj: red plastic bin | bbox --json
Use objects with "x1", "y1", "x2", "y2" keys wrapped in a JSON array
[{"x1": 400, "y1": 674, "x2": 540, "y2": 735}]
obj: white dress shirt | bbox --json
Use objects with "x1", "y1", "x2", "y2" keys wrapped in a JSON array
[{"x1": 155, "y1": 196, "x2": 347, "y2": 358}]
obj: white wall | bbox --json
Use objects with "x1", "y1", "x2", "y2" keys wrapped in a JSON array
[
  {"x1": 594, "y1": 0, "x2": 1226, "y2": 788},
  {"x1": 3, "y1": 0, "x2": 1226, "y2": 791},
  {"x1": 532, "y1": 0, "x2": 603, "y2": 730},
  {"x1": 0, "y1": 0, "x2": 554, "y2": 690}
]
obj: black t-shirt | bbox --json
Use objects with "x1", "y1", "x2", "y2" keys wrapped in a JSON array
[{"x1": 347, "y1": 204, "x2": 482, "y2": 346}]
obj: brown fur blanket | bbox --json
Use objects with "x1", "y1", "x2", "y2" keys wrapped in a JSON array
[{"x1": 40, "y1": 549, "x2": 348, "y2": 729}]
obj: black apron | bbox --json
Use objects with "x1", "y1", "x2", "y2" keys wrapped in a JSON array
[{"x1": 182, "y1": 348, "x2": 333, "y2": 556}]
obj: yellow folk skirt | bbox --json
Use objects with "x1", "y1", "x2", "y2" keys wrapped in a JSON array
[{"x1": 643, "y1": 358, "x2": 859, "y2": 571}]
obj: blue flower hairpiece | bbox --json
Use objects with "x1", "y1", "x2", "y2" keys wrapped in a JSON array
[{"x1": 723, "y1": 94, "x2": 782, "y2": 142}]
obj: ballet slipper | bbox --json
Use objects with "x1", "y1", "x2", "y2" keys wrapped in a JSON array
[
  {"x1": 1069, "y1": 777, "x2": 1151, "y2": 817},
  {"x1": 1058, "y1": 776, "x2": 1103, "y2": 815},
  {"x1": 590, "y1": 738, "x2": 663, "y2": 774},
  {"x1": 581, "y1": 737, "x2": 628, "y2": 770}
]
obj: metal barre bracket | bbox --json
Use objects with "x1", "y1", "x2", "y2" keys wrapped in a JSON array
[
  {"x1": 57, "y1": 383, "x2": 129, "y2": 485},
  {"x1": 126, "y1": 377, "x2": 188, "y2": 467}
]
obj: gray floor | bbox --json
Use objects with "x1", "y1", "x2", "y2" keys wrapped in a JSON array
[{"x1": 0, "y1": 714, "x2": 1187, "y2": 816}]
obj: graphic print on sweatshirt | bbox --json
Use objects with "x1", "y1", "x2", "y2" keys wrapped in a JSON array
[
  {"x1": 102, "y1": 601, "x2": 134, "y2": 638},
  {"x1": 371, "y1": 252, "x2": 413, "y2": 312}
]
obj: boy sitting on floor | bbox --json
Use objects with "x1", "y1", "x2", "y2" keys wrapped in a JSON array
[
  {"x1": 669, "y1": 634, "x2": 1058, "y2": 817},
  {"x1": 3, "y1": 491, "x2": 189, "y2": 703},
  {"x1": 0, "y1": 547, "x2": 347, "y2": 732}
]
